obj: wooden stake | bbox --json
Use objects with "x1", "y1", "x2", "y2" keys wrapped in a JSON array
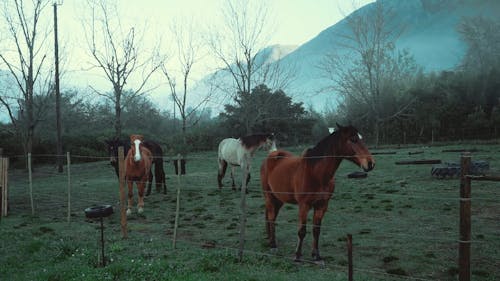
[
  {"x1": 28, "y1": 153, "x2": 34, "y2": 216},
  {"x1": 173, "y1": 154, "x2": 181, "y2": 249},
  {"x1": 1, "y1": 157, "x2": 8, "y2": 217},
  {"x1": 118, "y1": 146, "x2": 127, "y2": 239},
  {"x1": 459, "y1": 153, "x2": 471, "y2": 281},
  {"x1": 238, "y1": 167, "x2": 249, "y2": 262},
  {"x1": 67, "y1": 152, "x2": 71, "y2": 223}
]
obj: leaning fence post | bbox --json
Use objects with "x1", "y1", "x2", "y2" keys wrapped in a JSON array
[
  {"x1": 238, "y1": 167, "x2": 249, "y2": 262},
  {"x1": 28, "y1": 153, "x2": 34, "y2": 216},
  {"x1": 67, "y1": 152, "x2": 71, "y2": 223},
  {"x1": 459, "y1": 152, "x2": 471, "y2": 281},
  {"x1": 173, "y1": 154, "x2": 182, "y2": 249},
  {"x1": 118, "y1": 146, "x2": 128, "y2": 239}
]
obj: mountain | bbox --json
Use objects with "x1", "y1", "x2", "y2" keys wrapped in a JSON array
[{"x1": 197, "y1": 0, "x2": 500, "y2": 112}]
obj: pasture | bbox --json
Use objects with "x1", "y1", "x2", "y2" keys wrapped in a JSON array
[{"x1": 0, "y1": 143, "x2": 499, "y2": 281}]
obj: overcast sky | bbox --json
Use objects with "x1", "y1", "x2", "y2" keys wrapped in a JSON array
[
  {"x1": 0, "y1": 0, "x2": 374, "y2": 119},
  {"x1": 53, "y1": 0, "x2": 374, "y2": 82}
]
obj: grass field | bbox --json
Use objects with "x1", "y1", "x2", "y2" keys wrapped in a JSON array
[{"x1": 1, "y1": 143, "x2": 499, "y2": 281}]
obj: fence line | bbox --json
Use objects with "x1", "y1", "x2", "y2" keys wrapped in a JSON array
[{"x1": 2, "y1": 151, "x2": 499, "y2": 280}]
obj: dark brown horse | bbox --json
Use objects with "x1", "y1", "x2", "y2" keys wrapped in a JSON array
[
  {"x1": 105, "y1": 137, "x2": 167, "y2": 195},
  {"x1": 125, "y1": 134, "x2": 153, "y2": 215},
  {"x1": 260, "y1": 124, "x2": 375, "y2": 262}
]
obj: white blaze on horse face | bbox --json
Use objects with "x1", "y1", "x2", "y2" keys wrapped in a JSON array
[
  {"x1": 133, "y1": 139, "x2": 141, "y2": 162},
  {"x1": 269, "y1": 140, "x2": 277, "y2": 152},
  {"x1": 358, "y1": 133, "x2": 363, "y2": 140}
]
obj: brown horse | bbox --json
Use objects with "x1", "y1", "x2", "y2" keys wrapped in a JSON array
[
  {"x1": 260, "y1": 124, "x2": 375, "y2": 262},
  {"x1": 125, "y1": 134, "x2": 153, "y2": 215}
]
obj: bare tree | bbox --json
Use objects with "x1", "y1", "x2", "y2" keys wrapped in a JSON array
[
  {"x1": 83, "y1": 0, "x2": 162, "y2": 138},
  {"x1": 320, "y1": 2, "x2": 418, "y2": 146},
  {"x1": 206, "y1": 0, "x2": 297, "y2": 134},
  {"x1": 207, "y1": 0, "x2": 269, "y2": 98},
  {"x1": 162, "y1": 19, "x2": 208, "y2": 145},
  {"x1": 0, "y1": 0, "x2": 53, "y2": 156},
  {"x1": 458, "y1": 16, "x2": 500, "y2": 118}
]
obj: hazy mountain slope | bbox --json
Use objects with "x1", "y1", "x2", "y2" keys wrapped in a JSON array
[{"x1": 275, "y1": 0, "x2": 500, "y2": 109}]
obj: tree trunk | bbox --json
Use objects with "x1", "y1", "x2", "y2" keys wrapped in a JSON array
[{"x1": 114, "y1": 94, "x2": 122, "y2": 138}]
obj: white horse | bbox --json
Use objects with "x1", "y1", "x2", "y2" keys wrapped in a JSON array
[{"x1": 217, "y1": 133, "x2": 276, "y2": 190}]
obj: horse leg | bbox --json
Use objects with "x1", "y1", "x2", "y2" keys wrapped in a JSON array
[
  {"x1": 153, "y1": 163, "x2": 160, "y2": 193},
  {"x1": 217, "y1": 159, "x2": 228, "y2": 189},
  {"x1": 231, "y1": 166, "x2": 237, "y2": 190},
  {"x1": 311, "y1": 206, "x2": 327, "y2": 261},
  {"x1": 157, "y1": 162, "x2": 167, "y2": 194},
  {"x1": 126, "y1": 180, "x2": 134, "y2": 216},
  {"x1": 295, "y1": 203, "x2": 310, "y2": 262},
  {"x1": 145, "y1": 170, "x2": 153, "y2": 196},
  {"x1": 265, "y1": 195, "x2": 283, "y2": 251},
  {"x1": 137, "y1": 181, "x2": 145, "y2": 214}
]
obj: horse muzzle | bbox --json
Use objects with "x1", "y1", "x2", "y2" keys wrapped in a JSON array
[{"x1": 362, "y1": 160, "x2": 375, "y2": 172}]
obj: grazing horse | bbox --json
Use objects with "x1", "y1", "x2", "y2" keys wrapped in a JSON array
[
  {"x1": 217, "y1": 133, "x2": 276, "y2": 191},
  {"x1": 260, "y1": 124, "x2": 375, "y2": 262},
  {"x1": 105, "y1": 137, "x2": 167, "y2": 195},
  {"x1": 125, "y1": 135, "x2": 153, "y2": 215}
]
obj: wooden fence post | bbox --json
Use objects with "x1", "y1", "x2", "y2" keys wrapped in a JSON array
[
  {"x1": 173, "y1": 154, "x2": 182, "y2": 248},
  {"x1": 1, "y1": 157, "x2": 9, "y2": 218},
  {"x1": 459, "y1": 152, "x2": 471, "y2": 281},
  {"x1": 118, "y1": 146, "x2": 127, "y2": 239},
  {"x1": 28, "y1": 153, "x2": 34, "y2": 216},
  {"x1": 173, "y1": 154, "x2": 182, "y2": 249},
  {"x1": 238, "y1": 167, "x2": 249, "y2": 262},
  {"x1": 67, "y1": 152, "x2": 71, "y2": 223}
]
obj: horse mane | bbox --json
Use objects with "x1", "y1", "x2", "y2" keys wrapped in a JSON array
[
  {"x1": 303, "y1": 132, "x2": 339, "y2": 164},
  {"x1": 240, "y1": 134, "x2": 273, "y2": 149}
]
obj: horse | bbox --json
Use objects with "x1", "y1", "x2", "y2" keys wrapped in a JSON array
[
  {"x1": 260, "y1": 124, "x2": 375, "y2": 262},
  {"x1": 124, "y1": 134, "x2": 153, "y2": 215},
  {"x1": 105, "y1": 137, "x2": 167, "y2": 195},
  {"x1": 217, "y1": 133, "x2": 276, "y2": 191}
]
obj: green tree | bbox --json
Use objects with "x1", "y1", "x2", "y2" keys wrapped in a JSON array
[{"x1": 220, "y1": 84, "x2": 313, "y2": 144}]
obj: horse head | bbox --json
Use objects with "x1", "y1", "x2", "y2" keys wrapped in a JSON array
[
  {"x1": 130, "y1": 134, "x2": 145, "y2": 162},
  {"x1": 264, "y1": 133, "x2": 277, "y2": 152},
  {"x1": 335, "y1": 123, "x2": 375, "y2": 172},
  {"x1": 105, "y1": 137, "x2": 121, "y2": 165}
]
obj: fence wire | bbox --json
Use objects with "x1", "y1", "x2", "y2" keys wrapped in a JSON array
[{"x1": 2, "y1": 150, "x2": 499, "y2": 280}]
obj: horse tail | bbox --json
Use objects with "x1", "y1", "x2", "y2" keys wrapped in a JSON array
[
  {"x1": 142, "y1": 147, "x2": 153, "y2": 174},
  {"x1": 261, "y1": 150, "x2": 292, "y2": 177}
]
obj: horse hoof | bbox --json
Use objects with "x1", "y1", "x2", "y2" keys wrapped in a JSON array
[
  {"x1": 314, "y1": 259, "x2": 325, "y2": 266},
  {"x1": 138, "y1": 207, "x2": 144, "y2": 214},
  {"x1": 126, "y1": 209, "x2": 132, "y2": 216}
]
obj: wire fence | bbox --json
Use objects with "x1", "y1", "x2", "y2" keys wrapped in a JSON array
[{"x1": 1, "y1": 147, "x2": 499, "y2": 280}]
